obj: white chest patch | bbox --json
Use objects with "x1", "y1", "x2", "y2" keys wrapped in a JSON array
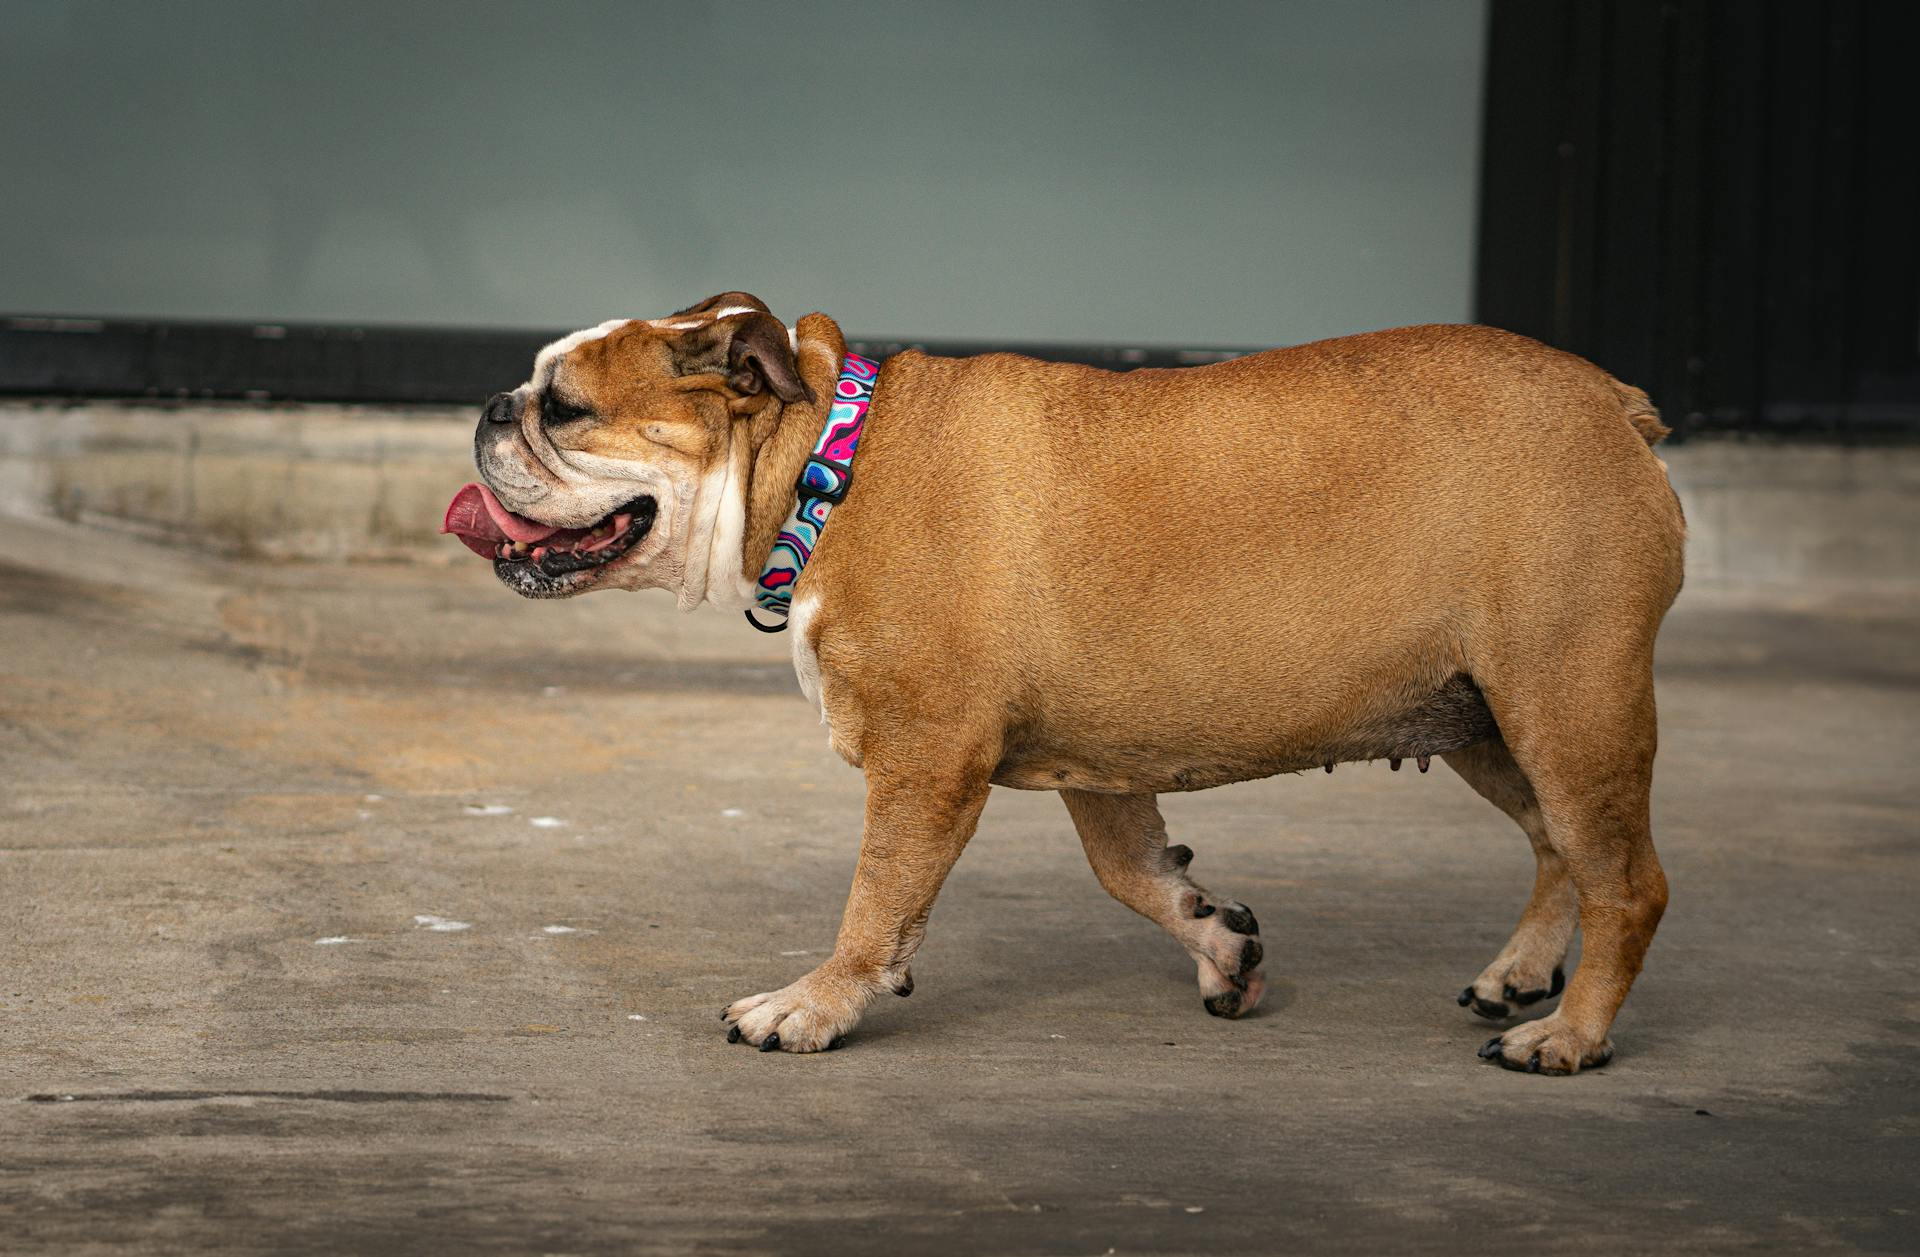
[{"x1": 788, "y1": 593, "x2": 825, "y2": 720}]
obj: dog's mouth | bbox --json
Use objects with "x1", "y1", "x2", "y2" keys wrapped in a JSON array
[{"x1": 441, "y1": 482, "x2": 658, "y2": 597}]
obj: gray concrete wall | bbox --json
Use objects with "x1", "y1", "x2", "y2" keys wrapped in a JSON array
[
  {"x1": 0, "y1": 0, "x2": 1485, "y2": 347},
  {"x1": 2, "y1": 400, "x2": 1913, "y2": 594}
]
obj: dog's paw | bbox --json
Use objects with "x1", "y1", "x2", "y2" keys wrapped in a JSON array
[
  {"x1": 1476, "y1": 1012, "x2": 1613, "y2": 1075},
  {"x1": 1193, "y1": 898, "x2": 1266, "y2": 1019},
  {"x1": 1458, "y1": 960, "x2": 1564, "y2": 1021},
  {"x1": 721, "y1": 963, "x2": 878, "y2": 1054}
]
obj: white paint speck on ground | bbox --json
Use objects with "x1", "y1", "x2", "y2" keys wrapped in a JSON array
[
  {"x1": 721, "y1": 808, "x2": 745, "y2": 818},
  {"x1": 314, "y1": 936, "x2": 355, "y2": 945},
  {"x1": 529, "y1": 816, "x2": 567, "y2": 829},
  {"x1": 464, "y1": 803, "x2": 513, "y2": 816},
  {"x1": 540, "y1": 925, "x2": 578, "y2": 934},
  {"x1": 413, "y1": 914, "x2": 472, "y2": 932}
]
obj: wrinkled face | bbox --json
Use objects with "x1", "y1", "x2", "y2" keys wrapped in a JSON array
[{"x1": 451, "y1": 293, "x2": 811, "y2": 604}]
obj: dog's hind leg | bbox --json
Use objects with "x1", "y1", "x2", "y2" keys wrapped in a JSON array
[
  {"x1": 1062, "y1": 790, "x2": 1266, "y2": 1018},
  {"x1": 1472, "y1": 656, "x2": 1669, "y2": 1075},
  {"x1": 1444, "y1": 738, "x2": 1576, "y2": 1021}
]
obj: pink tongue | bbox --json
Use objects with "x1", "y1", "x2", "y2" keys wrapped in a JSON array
[{"x1": 440, "y1": 483, "x2": 569, "y2": 559}]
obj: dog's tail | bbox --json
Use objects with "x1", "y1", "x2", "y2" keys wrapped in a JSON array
[{"x1": 1609, "y1": 377, "x2": 1670, "y2": 446}]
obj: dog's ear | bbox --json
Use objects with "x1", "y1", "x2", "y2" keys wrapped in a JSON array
[
  {"x1": 673, "y1": 291, "x2": 772, "y2": 319},
  {"x1": 666, "y1": 301, "x2": 813, "y2": 405},
  {"x1": 722, "y1": 310, "x2": 813, "y2": 404}
]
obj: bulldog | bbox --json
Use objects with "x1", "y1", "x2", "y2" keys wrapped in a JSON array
[{"x1": 444, "y1": 292, "x2": 1685, "y2": 1073}]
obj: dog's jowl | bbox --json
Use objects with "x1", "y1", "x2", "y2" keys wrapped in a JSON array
[{"x1": 443, "y1": 292, "x2": 1685, "y2": 1073}]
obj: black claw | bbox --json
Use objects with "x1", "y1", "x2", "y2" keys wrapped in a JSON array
[
  {"x1": 759, "y1": 1033, "x2": 780, "y2": 1052},
  {"x1": 1167, "y1": 843, "x2": 1194, "y2": 868},
  {"x1": 1203, "y1": 990, "x2": 1243, "y2": 1018},
  {"x1": 726, "y1": 1025, "x2": 741, "y2": 1044},
  {"x1": 1470, "y1": 996, "x2": 1511, "y2": 1020},
  {"x1": 1192, "y1": 901, "x2": 1215, "y2": 919},
  {"x1": 1219, "y1": 904, "x2": 1259, "y2": 936},
  {"x1": 1457, "y1": 987, "x2": 1474, "y2": 1007},
  {"x1": 1549, "y1": 967, "x2": 1566, "y2": 997},
  {"x1": 1238, "y1": 935, "x2": 1264, "y2": 972},
  {"x1": 1482, "y1": 1042, "x2": 1589, "y2": 1075}
]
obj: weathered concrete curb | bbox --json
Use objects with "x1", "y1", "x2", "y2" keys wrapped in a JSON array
[
  {"x1": 0, "y1": 399, "x2": 475, "y2": 560},
  {"x1": 1, "y1": 399, "x2": 1915, "y2": 589},
  {"x1": 1666, "y1": 439, "x2": 1920, "y2": 591}
]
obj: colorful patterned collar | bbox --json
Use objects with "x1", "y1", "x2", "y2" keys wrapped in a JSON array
[{"x1": 744, "y1": 351, "x2": 879, "y2": 632}]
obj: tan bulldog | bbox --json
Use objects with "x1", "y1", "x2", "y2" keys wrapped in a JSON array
[{"x1": 444, "y1": 292, "x2": 1685, "y2": 1072}]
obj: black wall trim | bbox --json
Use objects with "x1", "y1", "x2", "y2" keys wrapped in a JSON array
[{"x1": 0, "y1": 315, "x2": 1249, "y2": 408}]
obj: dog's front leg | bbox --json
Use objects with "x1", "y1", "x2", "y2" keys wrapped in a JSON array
[{"x1": 722, "y1": 758, "x2": 991, "y2": 1053}]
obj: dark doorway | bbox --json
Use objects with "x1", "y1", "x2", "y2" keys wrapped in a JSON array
[{"x1": 1476, "y1": 0, "x2": 1920, "y2": 439}]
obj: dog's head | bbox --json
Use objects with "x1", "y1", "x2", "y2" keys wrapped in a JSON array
[{"x1": 444, "y1": 293, "x2": 815, "y2": 606}]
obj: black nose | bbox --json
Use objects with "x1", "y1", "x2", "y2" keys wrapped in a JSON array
[{"x1": 481, "y1": 392, "x2": 516, "y2": 426}]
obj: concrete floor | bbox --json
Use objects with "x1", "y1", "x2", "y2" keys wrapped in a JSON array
[{"x1": 2, "y1": 515, "x2": 1916, "y2": 1255}]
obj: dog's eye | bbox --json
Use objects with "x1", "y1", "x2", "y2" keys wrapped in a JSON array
[{"x1": 543, "y1": 394, "x2": 590, "y2": 426}]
